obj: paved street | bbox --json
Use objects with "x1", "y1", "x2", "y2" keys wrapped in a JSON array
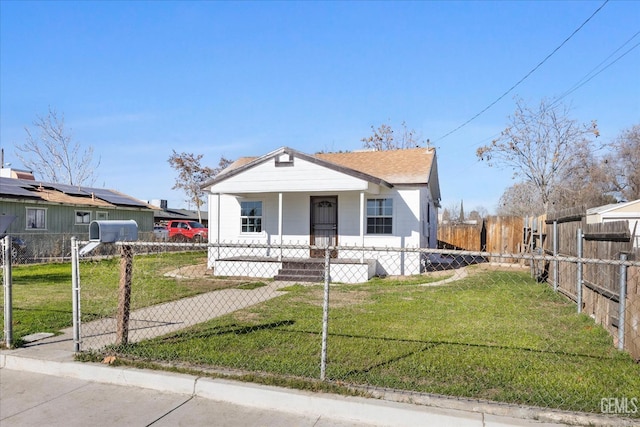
[{"x1": 0, "y1": 342, "x2": 595, "y2": 427}]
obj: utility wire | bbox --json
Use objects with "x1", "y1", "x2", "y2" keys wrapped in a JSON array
[
  {"x1": 550, "y1": 31, "x2": 640, "y2": 108},
  {"x1": 433, "y1": 0, "x2": 610, "y2": 143},
  {"x1": 464, "y1": 30, "x2": 639, "y2": 150}
]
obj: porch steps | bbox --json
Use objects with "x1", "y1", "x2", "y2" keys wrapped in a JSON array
[{"x1": 274, "y1": 260, "x2": 325, "y2": 282}]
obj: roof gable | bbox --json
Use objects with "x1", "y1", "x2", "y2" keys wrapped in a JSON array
[
  {"x1": 204, "y1": 146, "x2": 440, "y2": 203},
  {"x1": 587, "y1": 199, "x2": 640, "y2": 215},
  {"x1": 202, "y1": 147, "x2": 394, "y2": 191}
]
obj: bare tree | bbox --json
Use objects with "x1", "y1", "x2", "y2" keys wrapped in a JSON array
[
  {"x1": 168, "y1": 151, "x2": 231, "y2": 223},
  {"x1": 440, "y1": 207, "x2": 451, "y2": 223},
  {"x1": 472, "y1": 205, "x2": 489, "y2": 219},
  {"x1": 443, "y1": 201, "x2": 461, "y2": 224},
  {"x1": 15, "y1": 107, "x2": 100, "y2": 185},
  {"x1": 477, "y1": 98, "x2": 600, "y2": 213},
  {"x1": 551, "y1": 148, "x2": 616, "y2": 210},
  {"x1": 468, "y1": 206, "x2": 489, "y2": 222},
  {"x1": 362, "y1": 121, "x2": 429, "y2": 151},
  {"x1": 603, "y1": 124, "x2": 640, "y2": 201},
  {"x1": 497, "y1": 182, "x2": 545, "y2": 217}
]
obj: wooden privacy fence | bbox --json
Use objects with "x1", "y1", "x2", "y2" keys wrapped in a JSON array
[
  {"x1": 438, "y1": 208, "x2": 639, "y2": 359},
  {"x1": 438, "y1": 216, "x2": 524, "y2": 261},
  {"x1": 544, "y1": 207, "x2": 640, "y2": 360}
]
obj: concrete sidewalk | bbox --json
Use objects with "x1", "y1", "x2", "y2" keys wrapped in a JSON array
[
  {"x1": 2, "y1": 336, "x2": 629, "y2": 427},
  {"x1": 76, "y1": 281, "x2": 290, "y2": 350}
]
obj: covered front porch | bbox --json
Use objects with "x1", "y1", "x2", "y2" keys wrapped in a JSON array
[
  {"x1": 213, "y1": 255, "x2": 377, "y2": 284},
  {"x1": 204, "y1": 147, "x2": 426, "y2": 279}
]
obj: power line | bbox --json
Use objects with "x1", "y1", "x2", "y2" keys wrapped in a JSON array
[
  {"x1": 550, "y1": 31, "x2": 640, "y2": 108},
  {"x1": 433, "y1": 0, "x2": 610, "y2": 143},
  {"x1": 463, "y1": 30, "x2": 639, "y2": 151}
]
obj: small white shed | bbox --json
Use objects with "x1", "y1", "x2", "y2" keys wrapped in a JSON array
[{"x1": 586, "y1": 199, "x2": 640, "y2": 248}]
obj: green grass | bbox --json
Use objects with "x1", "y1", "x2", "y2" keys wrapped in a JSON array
[
  {"x1": 1, "y1": 251, "x2": 228, "y2": 342},
  {"x1": 3, "y1": 258, "x2": 639, "y2": 415},
  {"x1": 114, "y1": 267, "x2": 639, "y2": 415}
]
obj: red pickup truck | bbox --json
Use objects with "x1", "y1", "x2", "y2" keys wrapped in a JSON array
[{"x1": 167, "y1": 220, "x2": 208, "y2": 242}]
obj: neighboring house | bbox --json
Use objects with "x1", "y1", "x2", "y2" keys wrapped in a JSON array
[
  {"x1": 586, "y1": 199, "x2": 640, "y2": 248},
  {"x1": 0, "y1": 172, "x2": 157, "y2": 257},
  {"x1": 201, "y1": 146, "x2": 441, "y2": 282}
]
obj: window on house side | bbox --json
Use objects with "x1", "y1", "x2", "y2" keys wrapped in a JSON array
[
  {"x1": 367, "y1": 198, "x2": 393, "y2": 234},
  {"x1": 75, "y1": 211, "x2": 91, "y2": 224},
  {"x1": 26, "y1": 207, "x2": 47, "y2": 230},
  {"x1": 241, "y1": 201, "x2": 262, "y2": 233}
]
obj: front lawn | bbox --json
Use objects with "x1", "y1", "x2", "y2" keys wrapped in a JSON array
[
  {"x1": 1, "y1": 251, "x2": 226, "y2": 342},
  {"x1": 114, "y1": 267, "x2": 640, "y2": 415}
]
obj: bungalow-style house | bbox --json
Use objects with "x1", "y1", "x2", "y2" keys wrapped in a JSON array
[
  {"x1": 586, "y1": 199, "x2": 640, "y2": 248},
  {"x1": 201, "y1": 146, "x2": 441, "y2": 283},
  {"x1": 0, "y1": 170, "x2": 157, "y2": 258}
]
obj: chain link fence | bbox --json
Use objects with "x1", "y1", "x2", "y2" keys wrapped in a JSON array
[
  {"x1": 63, "y1": 240, "x2": 639, "y2": 418},
  {"x1": 0, "y1": 231, "x2": 164, "y2": 265},
  {"x1": 2, "y1": 235, "x2": 639, "y2": 419}
]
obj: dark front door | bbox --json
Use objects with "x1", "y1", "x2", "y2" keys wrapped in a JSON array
[{"x1": 310, "y1": 196, "x2": 338, "y2": 258}]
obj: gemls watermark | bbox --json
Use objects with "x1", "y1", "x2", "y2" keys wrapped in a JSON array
[{"x1": 600, "y1": 397, "x2": 638, "y2": 415}]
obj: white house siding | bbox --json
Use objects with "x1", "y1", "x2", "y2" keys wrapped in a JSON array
[
  {"x1": 421, "y1": 186, "x2": 438, "y2": 249},
  {"x1": 206, "y1": 150, "x2": 438, "y2": 278},
  {"x1": 210, "y1": 156, "x2": 374, "y2": 194},
  {"x1": 208, "y1": 188, "x2": 427, "y2": 277}
]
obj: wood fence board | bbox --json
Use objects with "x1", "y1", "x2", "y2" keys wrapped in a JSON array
[{"x1": 543, "y1": 209, "x2": 639, "y2": 360}]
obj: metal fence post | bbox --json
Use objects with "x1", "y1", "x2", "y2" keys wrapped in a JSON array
[
  {"x1": 618, "y1": 253, "x2": 628, "y2": 351},
  {"x1": 71, "y1": 237, "x2": 81, "y2": 352},
  {"x1": 553, "y1": 220, "x2": 558, "y2": 292},
  {"x1": 576, "y1": 228, "x2": 583, "y2": 314},
  {"x1": 320, "y1": 245, "x2": 331, "y2": 381},
  {"x1": 3, "y1": 235, "x2": 13, "y2": 349}
]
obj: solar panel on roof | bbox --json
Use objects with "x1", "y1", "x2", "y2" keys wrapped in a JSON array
[
  {"x1": 0, "y1": 178, "x2": 148, "y2": 207},
  {"x1": 0, "y1": 178, "x2": 40, "y2": 198},
  {"x1": 46, "y1": 182, "x2": 90, "y2": 196},
  {"x1": 90, "y1": 188, "x2": 148, "y2": 207}
]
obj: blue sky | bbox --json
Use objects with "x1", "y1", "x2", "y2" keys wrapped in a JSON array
[{"x1": 1, "y1": 1, "x2": 638, "y2": 213}]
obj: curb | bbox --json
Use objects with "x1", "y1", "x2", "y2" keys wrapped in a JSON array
[
  {"x1": 1, "y1": 351, "x2": 636, "y2": 427},
  {"x1": 0, "y1": 352, "x2": 481, "y2": 426}
]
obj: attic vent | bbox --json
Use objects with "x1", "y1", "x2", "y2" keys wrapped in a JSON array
[{"x1": 275, "y1": 152, "x2": 294, "y2": 167}]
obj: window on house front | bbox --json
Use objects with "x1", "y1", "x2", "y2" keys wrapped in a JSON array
[
  {"x1": 367, "y1": 198, "x2": 393, "y2": 234},
  {"x1": 26, "y1": 207, "x2": 47, "y2": 230},
  {"x1": 75, "y1": 211, "x2": 91, "y2": 224},
  {"x1": 240, "y1": 201, "x2": 262, "y2": 233},
  {"x1": 96, "y1": 211, "x2": 108, "y2": 220}
]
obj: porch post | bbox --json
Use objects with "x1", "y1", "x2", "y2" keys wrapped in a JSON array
[
  {"x1": 278, "y1": 192, "x2": 283, "y2": 261},
  {"x1": 360, "y1": 191, "x2": 365, "y2": 262},
  {"x1": 216, "y1": 193, "x2": 221, "y2": 260}
]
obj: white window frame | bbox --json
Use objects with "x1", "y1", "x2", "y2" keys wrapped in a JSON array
[
  {"x1": 26, "y1": 207, "x2": 47, "y2": 230},
  {"x1": 75, "y1": 210, "x2": 92, "y2": 225},
  {"x1": 366, "y1": 198, "x2": 393, "y2": 235},
  {"x1": 240, "y1": 200, "x2": 263, "y2": 234},
  {"x1": 95, "y1": 211, "x2": 108, "y2": 220}
]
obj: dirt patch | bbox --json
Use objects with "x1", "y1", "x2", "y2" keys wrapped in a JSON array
[
  {"x1": 164, "y1": 263, "x2": 211, "y2": 278},
  {"x1": 164, "y1": 264, "x2": 270, "y2": 292},
  {"x1": 385, "y1": 269, "x2": 454, "y2": 281},
  {"x1": 290, "y1": 287, "x2": 373, "y2": 308}
]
